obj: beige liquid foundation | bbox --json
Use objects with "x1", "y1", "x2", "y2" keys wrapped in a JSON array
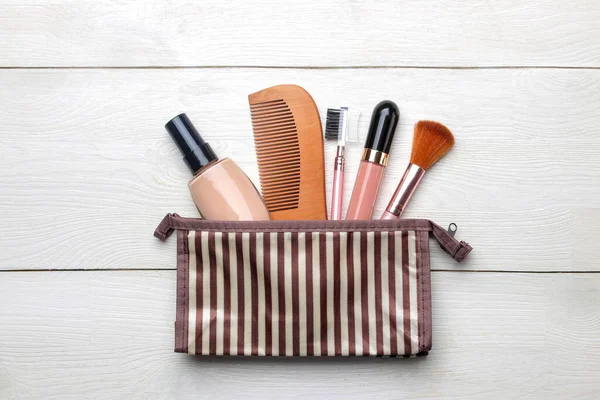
[{"x1": 166, "y1": 113, "x2": 270, "y2": 221}]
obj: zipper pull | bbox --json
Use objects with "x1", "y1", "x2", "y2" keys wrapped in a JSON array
[
  {"x1": 430, "y1": 221, "x2": 472, "y2": 263},
  {"x1": 447, "y1": 223, "x2": 457, "y2": 237}
]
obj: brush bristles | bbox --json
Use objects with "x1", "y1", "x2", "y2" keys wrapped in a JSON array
[
  {"x1": 324, "y1": 108, "x2": 341, "y2": 139},
  {"x1": 410, "y1": 121, "x2": 455, "y2": 170}
]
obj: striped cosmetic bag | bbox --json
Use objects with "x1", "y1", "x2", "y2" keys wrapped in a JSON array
[{"x1": 154, "y1": 214, "x2": 472, "y2": 357}]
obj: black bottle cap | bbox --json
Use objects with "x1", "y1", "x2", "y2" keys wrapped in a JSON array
[
  {"x1": 363, "y1": 100, "x2": 399, "y2": 154},
  {"x1": 165, "y1": 113, "x2": 219, "y2": 174}
]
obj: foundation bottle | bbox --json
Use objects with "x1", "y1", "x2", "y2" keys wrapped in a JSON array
[{"x1": 165, "y1": 113, "x2": 270, "y2": 221}]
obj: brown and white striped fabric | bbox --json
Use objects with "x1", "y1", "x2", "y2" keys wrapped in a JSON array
[{"x1": 154, "y1": 215, "x2": 472, "y2": 357}]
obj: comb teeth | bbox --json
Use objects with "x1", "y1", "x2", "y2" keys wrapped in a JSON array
[
  {"x1": 325, "y1": 108, "x2": 341, "y2": 139},
  {"x1": 250, "y1": 99, "x2": 300, "y2": 212}
]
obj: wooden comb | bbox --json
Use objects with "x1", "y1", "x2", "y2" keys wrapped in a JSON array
[{"x1": 249, "y1": 84, "x2": 327, "y2": 220}]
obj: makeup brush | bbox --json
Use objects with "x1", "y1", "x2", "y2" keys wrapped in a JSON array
[
  {"x1": 324, "y1": 108, "x2": 344, "y2": 220},
  {"x1": 324, "y1": 107, "x2": 361, "y2": 220},
  {"x1": 381, "y1": 121, "x2": 454, "y2": 220}
]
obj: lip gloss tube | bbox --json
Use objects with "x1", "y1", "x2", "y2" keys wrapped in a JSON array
[{"x1": 345, "y1": 101, "x2": 399, "y2": 220}]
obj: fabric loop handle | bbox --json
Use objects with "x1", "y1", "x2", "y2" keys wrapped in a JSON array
[{"x1": 154, "y1": 213, "x2": 181, "y2": 241}]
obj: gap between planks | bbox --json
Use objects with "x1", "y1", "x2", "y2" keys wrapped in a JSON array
[
  {"x1": 0, "y1": 268, "x2": 597, "y2": 274},
  {"x1": 0, "y1": 66, "x2": 600, "y2": 70}
]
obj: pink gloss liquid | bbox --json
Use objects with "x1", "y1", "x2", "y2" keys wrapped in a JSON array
[{"x1": 345, "y1": 160, "x2": 386, "y2": 220}]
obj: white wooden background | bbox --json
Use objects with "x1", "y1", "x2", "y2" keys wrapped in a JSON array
[{"x1": 1, "y1": 1, "x2": 599, "y2": 399}]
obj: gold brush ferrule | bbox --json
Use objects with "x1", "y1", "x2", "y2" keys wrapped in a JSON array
[{"x1": 361, "y1": 148, "x2": 389, "y2": 166}]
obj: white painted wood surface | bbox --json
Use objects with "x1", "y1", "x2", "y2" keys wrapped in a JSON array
[
  {"x1": 1, "y1": 271, "x2": 599, "y2": 399},
  {"x1": 1, "y1": 0, "x2": 599, "y2": 398},
  {"x1": 1, "y1": 68, "x2": 599, "y2": 271},
  {"x1": 1, "y1": 0, "x2": 600, "y2": 67}
]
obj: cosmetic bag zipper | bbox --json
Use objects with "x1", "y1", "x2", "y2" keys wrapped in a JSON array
[{"x1": 154, "y1": 213, "x2": 471, "y2": 262}]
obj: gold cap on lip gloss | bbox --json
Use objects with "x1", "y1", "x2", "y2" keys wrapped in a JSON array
[{"x1": 361, "y1": 148, "x2": 389, "y2": 166}]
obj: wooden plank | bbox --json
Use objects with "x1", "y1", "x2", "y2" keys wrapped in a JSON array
[
  {"x1": 545, "y1": 274, "x2": 600, "y2": 398},
  {"x1": 1, "y1": 0, "x2": 600, "y2": 67},
  {"x1": 1, "y1": 68, "x2": 599, "y2": 271},
  {"x1": 0, "y1": 271, "x2": 597, "y2": 399}
]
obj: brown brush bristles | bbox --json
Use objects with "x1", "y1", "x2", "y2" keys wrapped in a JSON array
[{"x1": 410, "y1": 121, "x2": 455, "y2": 170}]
